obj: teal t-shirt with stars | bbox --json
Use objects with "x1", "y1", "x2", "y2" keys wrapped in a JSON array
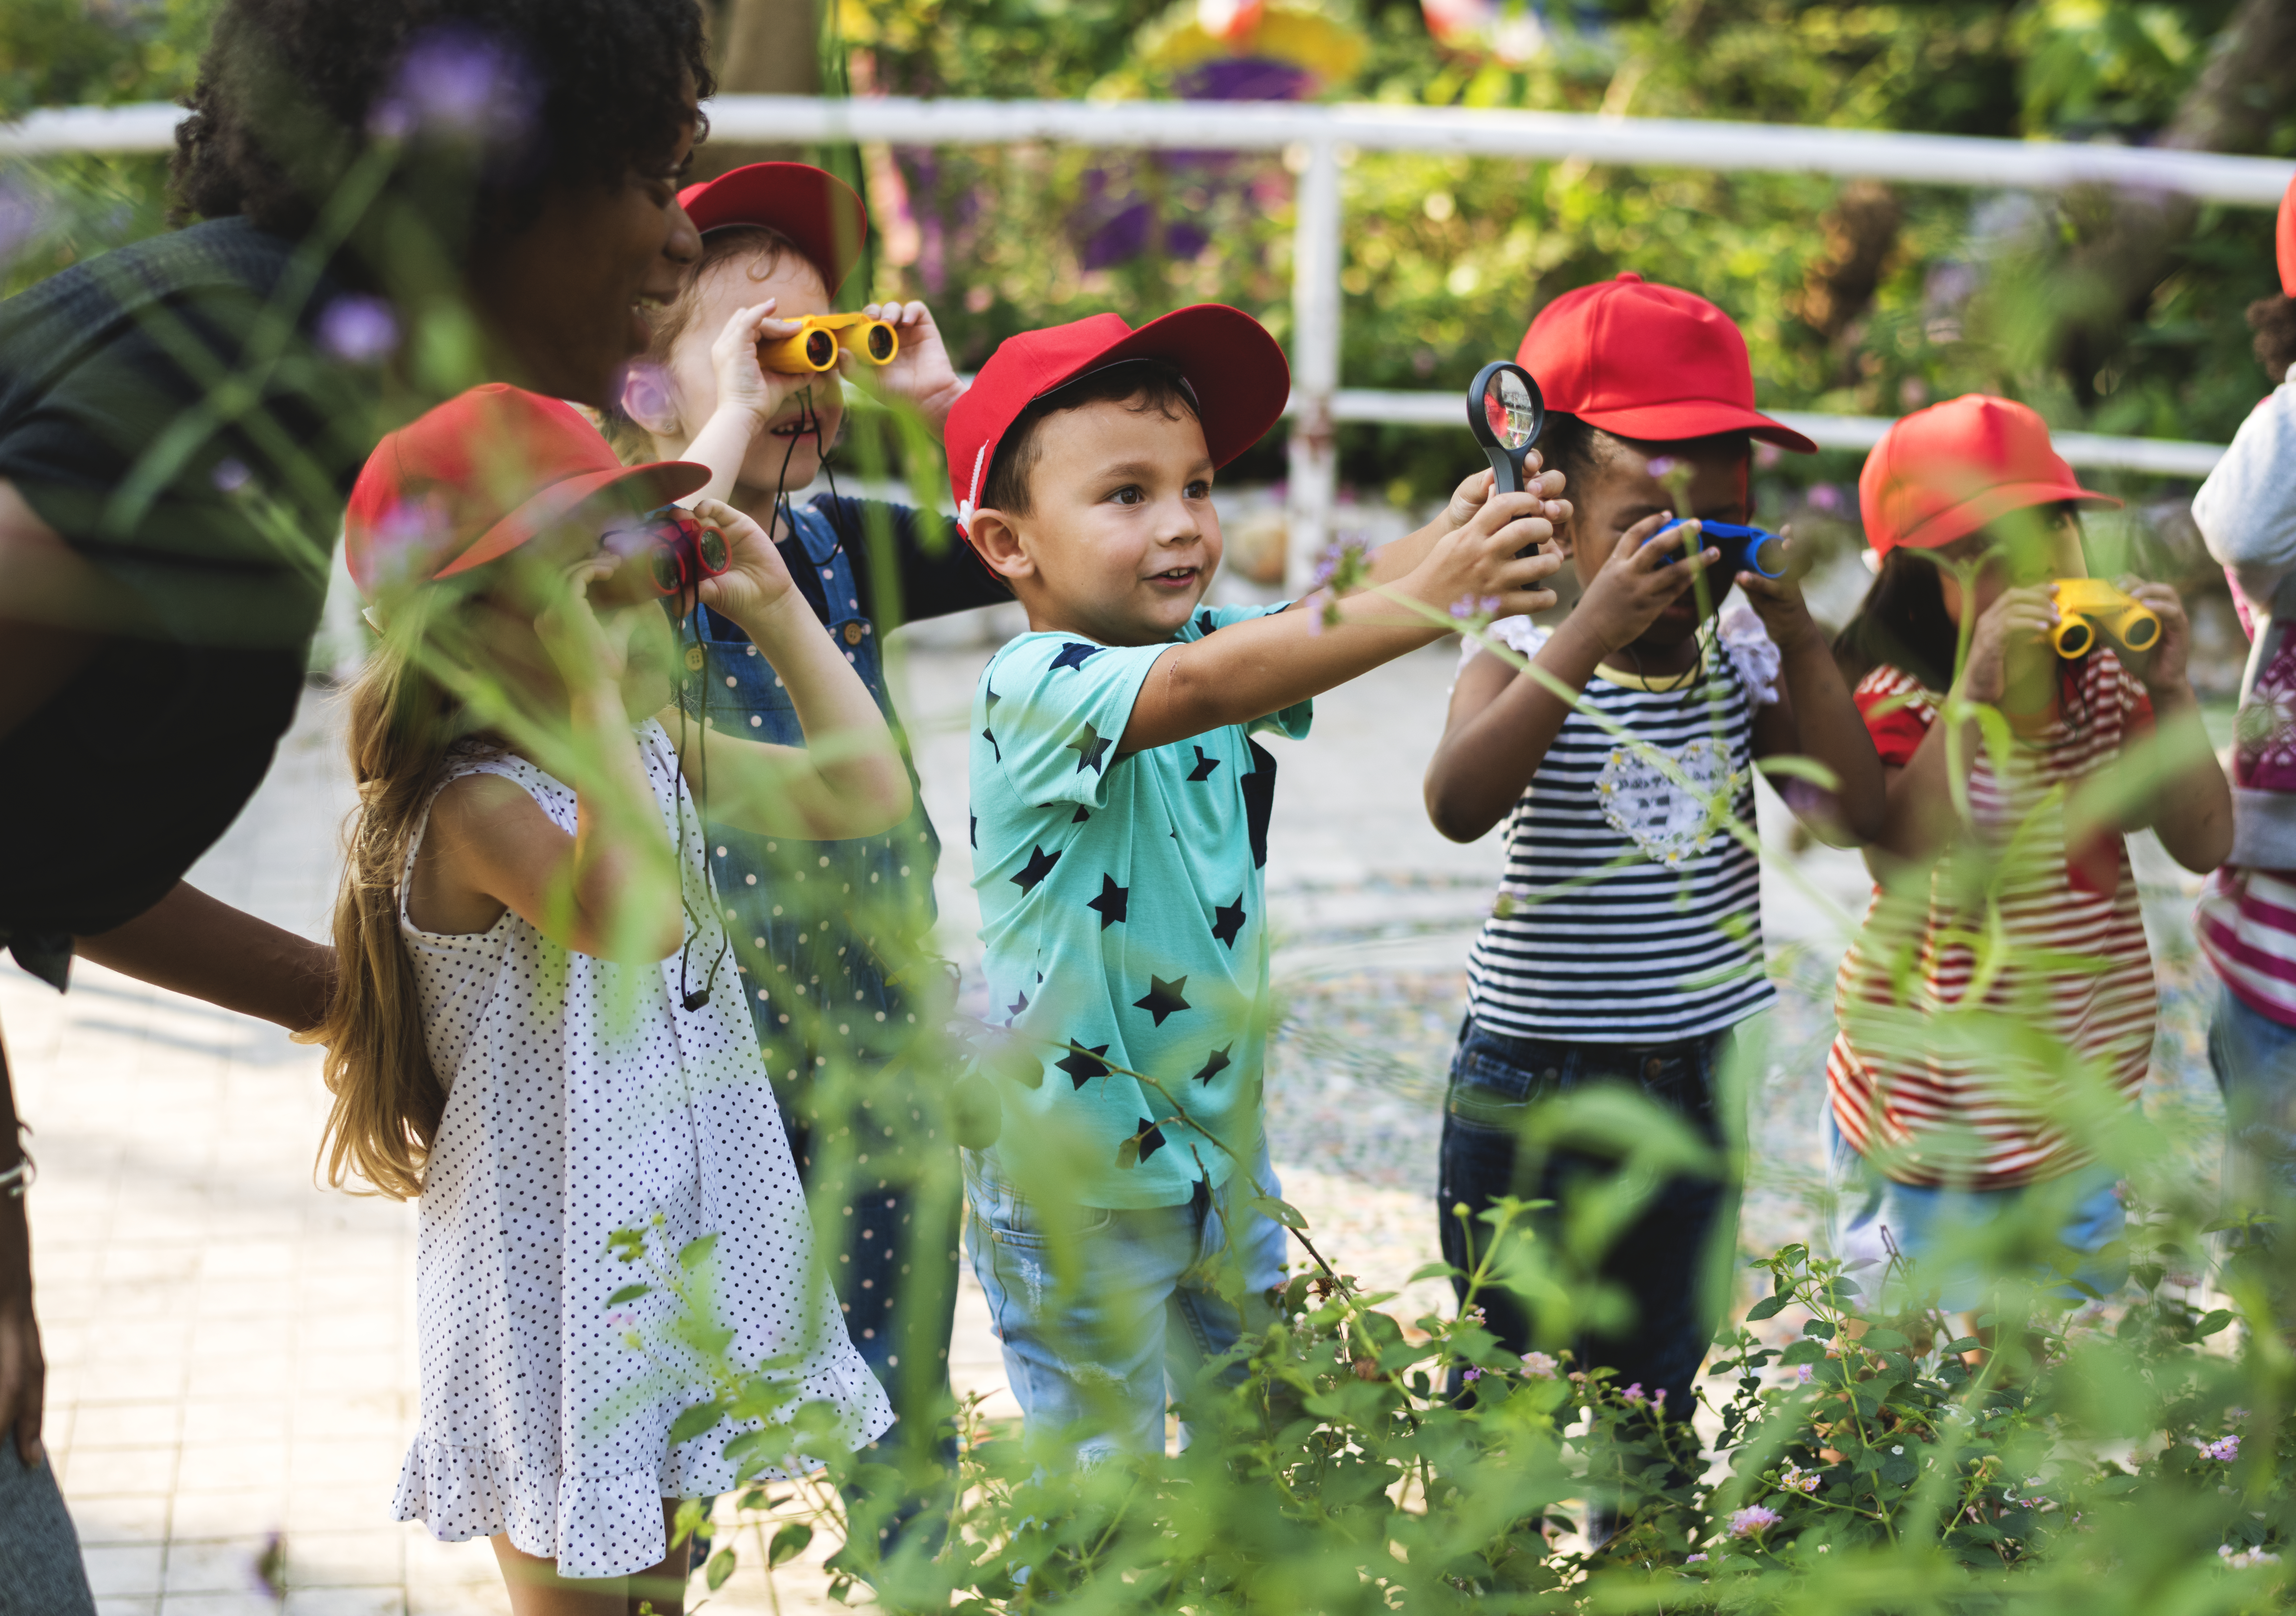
[{"x1": 969, "y1": 602, "x2": 1312, "y2": 1209}]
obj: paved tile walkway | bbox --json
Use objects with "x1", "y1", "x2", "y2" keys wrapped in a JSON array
[{"x1": 6, "y1": 623, "x2": 1883, "y2": 1613}]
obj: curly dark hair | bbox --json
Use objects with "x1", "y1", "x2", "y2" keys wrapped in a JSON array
[
  {"x1": 170, "y1": 0, "x2": 713, "y2": 245},
  {"x1": 2251, "y1": 293, "x2": 2296, "y2": 386}
]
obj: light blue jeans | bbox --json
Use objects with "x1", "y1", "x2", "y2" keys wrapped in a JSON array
[
  {"x1": 1827, "y1": 1118, "x2": 2127, "y2": 1314},
  {"x1": 962, "y1": 1140, "x2": 1288, "y2": 1463},
  {"x1": 2209, "y1": 984, "x2": 2296, "y2": 1225}
]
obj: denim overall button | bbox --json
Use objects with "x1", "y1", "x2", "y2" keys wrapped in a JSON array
[
  {"x1": 1645, "y1": 1056, "x2": 1663, "y2": 1077},
  {"x1": 684, "y1": 646, "x2": 705, "y2": 670},
  {"x1": 844, "y1": 622, "x2": 865, "y2": 645}
]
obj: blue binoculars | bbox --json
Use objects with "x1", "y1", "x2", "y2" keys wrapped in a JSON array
[{"x1": 1646, "y1": 518, "x2": 1788, "y2": 580}]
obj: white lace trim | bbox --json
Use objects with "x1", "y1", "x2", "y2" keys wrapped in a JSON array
[{"x1": 1455, "y1": 605, "x2": 1781, "y2": 707}]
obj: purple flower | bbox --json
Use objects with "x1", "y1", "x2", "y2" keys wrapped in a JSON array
[
  {"x1": 1621, "y1": 1382, "x2": 1646, "y2": 1405},
  {"x1": 1450, "y1": 595, "x2": 1478, "y2": 620},
  {"x1": 1729, "y1": 1505, "x2": 1781, "y2": 1538},
  {"x1": 2201, "y1": 1435, "x2": 2241, "y2": 1462},
  {"x1": 318, "y1": 295, "x2": 399, "y2": 365},
  {"x1": 0, "y1": 178, "x2": 47, "y2": 265},
  {"x1": 2227, "y1": 1406, "x2": 2251, "y2": 1423},
  {"x1": 1645, "y1": 455, "x2": 1678, "y2": 479},
  {"x1": 1806, "y1": 484, "x2": 1843, "y2": 513},
  {"x1": 1460, "y1": 1367, "x2": 1483, "y2": 1382},
  {"x1": 211, "y1": 458, "x2": 251, "y2": 494},
  {"x1": 370, "y1": 25, "x2": 538, "y2": 149},
  {"x1": 1794, "y1": 1363, "x2": 1813, "y2": 1385},
  {"x1": 1651, "y1": 1387, "x2": 1667, "y2": 1407},
  {"x1": 1685, "y1": 1552, "x2": 1708, "y2": 1563}
]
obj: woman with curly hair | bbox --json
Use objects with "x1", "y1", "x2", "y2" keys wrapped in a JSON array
[{"x1": 0, "y1": 4, "x2": 712, "y2": 1606}]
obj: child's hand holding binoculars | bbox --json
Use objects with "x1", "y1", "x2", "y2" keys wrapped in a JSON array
[
  {"x1": 1724, "y1": 525, "x2": 1827, "y2": 653},
  {"x1": 688, "y1": 499, "x2": 797, "y2": 628},
  {"x1": 710, "y1": 299, "x2": 825, "y2": 433},
  {"x1": 2117, "y1": 578, "x2": 2192, "y2": 698},
  {"x1": 856, "y1": 300, "x2": 964, "y2": 439}
]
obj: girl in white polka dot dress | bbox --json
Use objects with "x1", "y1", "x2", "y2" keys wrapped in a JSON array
[{"x1": 307, "y1": 386, "x2": 899, "y2": 1611}]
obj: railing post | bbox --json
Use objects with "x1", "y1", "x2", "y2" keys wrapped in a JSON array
[{"x1": 1285, "y1": 136, "x2": 1343, "y2": 593}]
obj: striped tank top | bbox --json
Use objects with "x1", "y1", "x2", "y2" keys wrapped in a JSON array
[{"x1": 1461, "y1": 608, "x2": 1781, "y2": 1044}]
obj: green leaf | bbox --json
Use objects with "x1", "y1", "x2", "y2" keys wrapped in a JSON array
[
  {"x1": 1248, "y1": 1195, "x2": 1310, "y2": 1231},
  {"x1": 2193, "y1": 1308, "x2": 2235, "y2": 1338},
  {"x1": 1745, "y1": 1294, "x2": 1788, "y2": 1321},
  {"x1": 706, "y1": 1548, "x2": 737, "y2": 1591},
  {"x1": 769, "y1": 1521, "x2": 814, "y2": 1567},
  {"x1": 667, "y1": 1401, "x2": 723, "y2": 1446},
  {"x1": 606, "y1": 1284, "x2": 650, "y2": 1306},
  {"x1": 1861, "y1": 1327, "x2": 1910, "y2": 1350},
  {"x1": 1116, "y1": 1136, "x2": 1140, "y2": 1169},
  {"x1": 1755, "y1": 754, "x2": 1842, "y2": 792},
  {"x1": 678, "y1": 1234, "x2": 719, "y2": 1271}
]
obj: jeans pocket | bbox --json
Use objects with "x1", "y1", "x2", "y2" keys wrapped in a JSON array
[
  {"x1": 974, "y1": 1165, "x2": 1114, "y2": 1249},
  {"x1": 1444, "y1": 1035, "x2": 1561, "y2": 1133}
]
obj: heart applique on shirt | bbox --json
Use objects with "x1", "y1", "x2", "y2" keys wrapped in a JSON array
[{"x1": 1595, "y1": 737, "x2": 1744, "y2": 866}]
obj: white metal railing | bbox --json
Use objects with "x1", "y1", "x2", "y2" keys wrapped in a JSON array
[{"x1": 10, "y1": 96, "x2": 2284, "y2": 582}]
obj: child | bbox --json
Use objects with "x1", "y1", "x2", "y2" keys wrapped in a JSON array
[
  {"x1": 2194, "y1": 174, "x2": 2296, "y2": 1246},
  {"x1": 613, "y1": 166, "x2": 997, "y2": 1494},
  {"x1": 1421, "y1": 273, "x2": 1886, "y2": 1406},
  {"x1": 1829, "y1": 393, "x2": 2229, "y2": 1313},
  {"x1": 952, "y1": 305, "x2": 1567, "y2": 1459},
  {"x1": 313, "y1": 384, "x2": 904, "y2": 1609}
]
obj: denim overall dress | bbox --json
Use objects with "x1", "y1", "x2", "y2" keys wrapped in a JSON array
[{"x1": 678, "y1": 498, "x2": 960, "y2": 1460}]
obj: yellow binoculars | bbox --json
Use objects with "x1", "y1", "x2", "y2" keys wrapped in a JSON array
[
  {"x1": 759, "y1": 313, "x2": 900, "y2": 375},
  {"x1": 2050, "y1": 578, "x2": 2160, "y2": 659}
]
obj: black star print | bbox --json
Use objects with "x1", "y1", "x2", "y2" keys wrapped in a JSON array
[
  {"x1": 981, "y1": 687, "x2": 1002, "y2": 761},
  {"x1": 1066, "y1": 722, "x2": 1110, "y2": 773},
  {"x1": 1012, "y1": 844, "x2": 1060, "y2": 894},
  {"x1": 1192, "y1": 1044, "x2": 1234, "y2": 1084},
  {"x1": 1085, "y1": 874, "x2": 1129, "y2": 929},
  {"x1": 1049, "y1": 641, "x2": 1104, "y2": 673},
  {"x1": 1006, "y1": 989, "x2": 1029, "y2": 1020},
  {"x1": 1186, "y1": 746, "x2": 1221, "y2": 782},
  {"x1": 1135, "y1": 1119, "x2": 1167, "y2": 1161},
  {"x1": 1195, "y1": 609, "x2": 1216, "y2": 637},
  {"x1": 969, "y1": 813, "x2": 977, "y2": 849},
  {"x1": 1210, "y1": 894, "x2": 1247, "y2": 948},
  {"x1": 1133, "y1": 974, "x2": 1191, "y2": 1027},
  {"x1": 1072, "y1": 805, "x2": 1091, "y2": 824},
  {"x1": 1056, "y1": 1042, "x2": 1111, "y2": 1088}
]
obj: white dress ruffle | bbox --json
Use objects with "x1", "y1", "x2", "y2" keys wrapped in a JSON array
[{"x1": 390, "y1": 723, "x2": 891, "y2": 1578}]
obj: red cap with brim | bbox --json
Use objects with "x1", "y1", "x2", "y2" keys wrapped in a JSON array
[
  {"x1": 1517, "y1": 272, "x2": 1816, "y2": 454},
  {"x1": 1857, "y1": 392, "x2": 2120, "y2": 559},
  {"x1": 2279, "y1": 173, "x2": 2295, "y2": 300},
  {"x1": 945, "y1": 305, "x2": 1290, "y2": 536},
  {"x1": 347, "y1": 384, "x2": 708, "y2": 600},
  {"x1": 678, "y1": 163, "x2": 870, "y2": 295}
]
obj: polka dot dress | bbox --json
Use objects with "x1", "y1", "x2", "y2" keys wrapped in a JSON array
[{"x1": 390, "y1": 722, "x2": 892, "y2": 1579}]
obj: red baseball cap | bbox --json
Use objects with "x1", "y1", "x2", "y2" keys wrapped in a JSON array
[
  {"x1": 1517, "y1": 272, "x2": 1816, "y2": 453},
  {"x1": 346, "y1": 384, "x2": 707, "y2": 599},
  {"x1": 1858, "y1": 393, "x2": 2120, "y2": 558},
  {"x1": 946, "y1": 305, "x2": 1289, "y2": 536},
  {"x1": 2278, "y1": 173, "x2": 2295, "y2": 300},
  {"x1": 678, "y1": 162, "x2": 869, "y2": 295}
]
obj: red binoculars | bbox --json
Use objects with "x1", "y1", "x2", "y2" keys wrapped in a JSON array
[{"x1": 629, "y1": 506, "x2": 730, "y2": 596}]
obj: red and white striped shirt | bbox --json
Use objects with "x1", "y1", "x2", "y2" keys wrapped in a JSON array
[{"x1": 1826, "y1": 658, "x2": 2158, "y2": 1190}]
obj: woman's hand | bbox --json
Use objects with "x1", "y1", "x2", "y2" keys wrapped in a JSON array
[
  {"x1": 1570, "y1": 512, "x2": 1718, "y2": 657},
  {"x1": 692, "y1": 499, "x2": 798, "y2": 627},
  {"x1": 2121, "y1": 577, "x2": 2194, "y2": 697},
  {"x1": 858, "y1": 300, "x2": 964, "y2": 439},
  {"x1": 1953, "y1": 582, "x2": 2058, "y2": 705}
]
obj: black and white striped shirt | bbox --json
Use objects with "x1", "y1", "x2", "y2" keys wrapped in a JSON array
[{"x1": 1462, "y1": 610, "x2": 1780, "y2": 1044}]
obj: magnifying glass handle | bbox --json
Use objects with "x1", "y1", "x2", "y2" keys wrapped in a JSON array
[{"x1": 1485, "y1": 447, "x2": 1523, "y2": 496}]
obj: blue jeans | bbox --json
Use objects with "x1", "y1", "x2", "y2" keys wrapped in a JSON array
[
  {"x1": 2209, "y1": 984, "x2": 2296, "y2": 1222},
  {"x1": 1826, "y1": 1118, "x2": 2126, "y2": 1313},
  {"x1": 1435, "y1": 1017, "x2": 1736, "y2": 1406},
  {"x1": 0, "y1": 1448, "x2": 93, "y2": 1616},
  {"x1": 963, "y1": 1141, "x2": 1288, "y2": 1462}
]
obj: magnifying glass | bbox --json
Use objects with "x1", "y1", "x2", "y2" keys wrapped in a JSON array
[{"x1": 1467, "y1": 361, "x2": 1545, "y2": 494}]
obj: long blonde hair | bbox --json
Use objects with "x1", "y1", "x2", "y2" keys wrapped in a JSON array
[{"x1": 299, "y1": 624, "x2": 462, "y2": 1199}]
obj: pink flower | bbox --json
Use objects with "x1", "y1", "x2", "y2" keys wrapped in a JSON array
[
  {"x1": 1685, "y1": 1552, "x2": 1708, "y2": 1563},
  {"x1": 2200, "y1": 1435, "x2": 2241, "y2": 1463},
  {"x1": 1807, "y1": 483, "x2": 1843, "y2": 513},
  {"x1": 1460, "y1": 1367, "x2": 1483, "y2": 1382},
  {"x1": 1645, "y1": 455, "x2": 1678, "y2": 479},
  {"x1": 1521, "y1": 1351, "x2": 1558, "y2": 1378},
  {"x1": 1794, "y1": 1364, "x2": 1813, "y2": 1385},
  {"x1": 1621, "y1": 1382, "x2": 1646, "y2": 1406},
  {"x1": 1729, "y1": 1505, "x2": 1781, "y2": 1538},
  {"x1": 1652, "y1": 1387, "x2": 1667, "y2": 1407}
]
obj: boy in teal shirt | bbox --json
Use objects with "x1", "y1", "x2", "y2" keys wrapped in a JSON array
[{"x1": 947, "y1": 305, "x2": 1567, "y2": 1457}]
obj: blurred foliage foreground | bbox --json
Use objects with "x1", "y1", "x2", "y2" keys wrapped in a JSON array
[{"x1": 597, "y1": 615, "x2": 2293, "y2": 1616}]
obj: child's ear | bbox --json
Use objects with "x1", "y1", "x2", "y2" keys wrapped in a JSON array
[
  {"x1": 965, "y1": 510, "x2": 1035, "y2": 583},
  {"x1": 619, "y1": 363, "x2": 681, "y2": 439}
]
